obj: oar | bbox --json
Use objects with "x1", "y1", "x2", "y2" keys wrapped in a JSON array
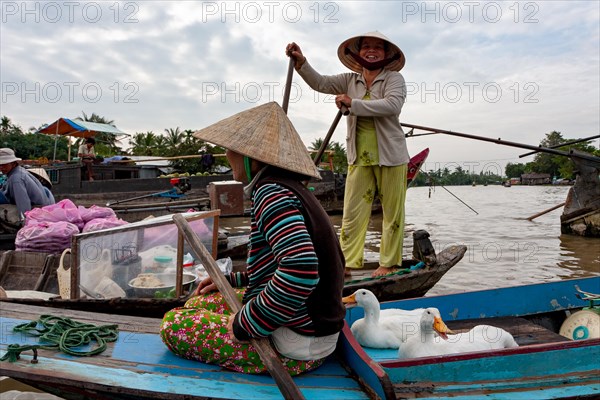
[
  {"x1": 526, "y1": 202, "x2": 565, "y2": 221},
  {"x1": 172, "y1": 214, "x2": 306, "y2": 400},
  {"x1": 282, "y1": 57, "x2": 295, "y2": 113}
]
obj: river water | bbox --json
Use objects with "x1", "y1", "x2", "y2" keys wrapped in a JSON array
[
  {"x1": 222, "y1": 185, "x2": 599, "y2": 296},
  {"x1": 351, "y1": 185, "x2": 600, "y2": 295}
]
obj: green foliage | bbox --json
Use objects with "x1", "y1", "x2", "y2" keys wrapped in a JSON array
[{"x1": 309, "y1": 138, "x2": 348, "y2": 174}]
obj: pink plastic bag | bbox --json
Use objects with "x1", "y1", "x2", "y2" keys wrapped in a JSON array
[
  {"x1": 15, "y1": 221, "x2": 80, "y2": 252},
  {"x1": 79, "y1": 205, "x2": 117, "y2": 223},
  {"x1": 24, "y1": 199, "x2": 84, "y2": 230},
  {"x1": 83, "y1": 217, "x2": 128, "y2": 233}
]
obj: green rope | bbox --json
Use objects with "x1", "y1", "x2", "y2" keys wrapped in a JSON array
[{"x1": 1, "y1": 314, "x2": 118, "y2": 362}]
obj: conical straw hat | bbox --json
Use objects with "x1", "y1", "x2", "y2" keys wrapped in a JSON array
[
  {"x1": 337, "y1": 31, "x2": 405, "y2": 73},
  {"x1": 193, "y1": 102, "x2": 320, "y2": 179},
  {"x1": 28, "y1": 167, "x2": 53, "y2": 188}
]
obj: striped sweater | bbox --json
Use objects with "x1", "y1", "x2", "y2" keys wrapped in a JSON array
[{"x1": 229, "y1": 182, "x2": 320, "y2": 340}]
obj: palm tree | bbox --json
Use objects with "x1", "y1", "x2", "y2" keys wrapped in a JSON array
[
  {"x1": 1, "y1": 116, "x2": 12, "y2": 135},
  {"x1": 130, "y1": 132, "x2": 159, "y2": 156},
  {"x1": 164, "y1": 127, "x2": 183, "y2": 152}
]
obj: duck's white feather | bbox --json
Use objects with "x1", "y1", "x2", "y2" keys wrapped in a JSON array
[
  {"x1": 345, "y1": 289, "x2": 424, "y2": 348},
  {"x1": 398, "y1": 308, "x2": 519, "y2": 359}
]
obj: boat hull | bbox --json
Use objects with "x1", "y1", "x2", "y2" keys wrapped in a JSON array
[{"x1": 341, "y1": 277, "x2": 600, "y2": 399}]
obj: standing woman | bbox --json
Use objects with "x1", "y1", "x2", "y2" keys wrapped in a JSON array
[{"x1": 287, "y1": 31, "x2": 409, "y2": 277}]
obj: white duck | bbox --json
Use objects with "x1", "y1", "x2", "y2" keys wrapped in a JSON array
[
  {"x1": 342, "y1": 289, "x2": 425, "y2": 348},
  {"x1": 398, "y1": 307, "x2": 519, "y2": 359}
]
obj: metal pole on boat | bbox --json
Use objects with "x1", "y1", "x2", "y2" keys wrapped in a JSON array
[
  {"x1": 173, "y1": 214, "x2": 307, "y2": 400},
  {"x1": 518, "y1": 134, "x2": 600, "y2": 158}
]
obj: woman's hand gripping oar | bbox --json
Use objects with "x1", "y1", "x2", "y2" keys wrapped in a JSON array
[{"x1": 172, "y1": 214, "x2": 306, "y2": 400}]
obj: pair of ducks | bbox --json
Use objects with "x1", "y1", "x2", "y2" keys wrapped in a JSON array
[{"x1": 342, "y1": 289, "x2": 518, "y2": 359}]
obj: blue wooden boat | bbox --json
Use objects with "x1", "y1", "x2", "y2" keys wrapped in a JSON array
[
  {"x1": 1, "y1": 277, "x2": 598, "y2": 399},
  {"x1": 342, "y1": 276, "x2": 600, "y2": 399}
]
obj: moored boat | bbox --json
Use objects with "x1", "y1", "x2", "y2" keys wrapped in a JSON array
[
  {"x1": 1, "y1": 277, "x2": 597, "y2": 399},
  {"x1": 341, "y1": 276, "x2": 600, "y2": 399}
]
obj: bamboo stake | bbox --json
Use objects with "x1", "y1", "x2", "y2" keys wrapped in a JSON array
[
  {"x1": 172, "y1": 214, "x2": 306, "y2": 400},
  {"x1": 109, "y1": 154, "x2": 226, "y2": 163},
  {"x1": 526, "y1": 202, "x2": 566, "y2": 221}
]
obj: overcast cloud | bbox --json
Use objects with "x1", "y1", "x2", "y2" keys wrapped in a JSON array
[{"x1": 1, "y1": 1, "x2": 598, "y2": 173}]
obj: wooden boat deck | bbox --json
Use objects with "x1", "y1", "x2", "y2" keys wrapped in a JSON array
[{"x1": 0, "y1": 303, "x2": 369, "y2": 400}]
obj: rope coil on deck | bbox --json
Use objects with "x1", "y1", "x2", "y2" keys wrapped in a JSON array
[{"x1": 0, "y1": 314, "x2": 118, "y2": 362}]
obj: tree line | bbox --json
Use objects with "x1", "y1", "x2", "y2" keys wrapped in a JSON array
[{"x1": 2, "y1": 114, "x2": 597, "y2": 183}]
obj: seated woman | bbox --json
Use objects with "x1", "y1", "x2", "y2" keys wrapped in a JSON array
[{"x1": 160, "y1": 102, "x2": 346, "y2": 376}]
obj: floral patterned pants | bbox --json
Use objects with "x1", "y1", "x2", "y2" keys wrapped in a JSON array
[{"x1": 160, "y1": 290, "x2": 325, "y2": 375}]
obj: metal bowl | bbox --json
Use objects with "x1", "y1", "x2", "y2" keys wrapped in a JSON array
[{"x1": 128, "y1": 273, "x2": 197, "y2": 298}]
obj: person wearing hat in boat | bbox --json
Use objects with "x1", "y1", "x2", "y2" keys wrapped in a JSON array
[
  {"x1": 160, "y1": 102, "x2": 345, "y2": 376},
  {"x1": 0, "y1": 148, "x2": 55, "y2": 220},
  {"x1": 27, "y1": 167, "x2": 56, "y2": 204},
  {"x1": 78, "y1": 137, "x2": 96, "y2": 181},
  {"x1": 287, "y1": 31, "x2": 409, "y2": 278}
]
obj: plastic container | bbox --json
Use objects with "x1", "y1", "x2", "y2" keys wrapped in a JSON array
[{"x1": 144, "y1": 255, "x2": 174, "y2": 273}]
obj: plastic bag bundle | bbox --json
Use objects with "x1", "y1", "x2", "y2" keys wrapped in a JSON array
[
  {"x1": 79, "y1": 205, "x2": 117, "y2": 223},
  {"x1": 24, "y1": 199, "x2": 84, "y2": 230},
  {"x1": 15, "y1": 221, "x2": 80, "y2": 252},
  {"x1": 83, "y1": 217, "x2": 128, "y2": 233}
]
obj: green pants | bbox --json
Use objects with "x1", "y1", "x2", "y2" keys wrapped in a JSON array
[{"x1": 340, "y1": 164, "x2": 408, "y2": 268}]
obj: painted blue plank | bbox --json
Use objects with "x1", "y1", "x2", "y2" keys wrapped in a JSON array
[
  {"x1": 0, "y1": 317, "x2": 369, "y2": 400},
  {"x1": 346, "y1": 277, "x2": 600, "y2": 325}
]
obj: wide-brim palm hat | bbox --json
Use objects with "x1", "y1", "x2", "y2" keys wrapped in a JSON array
[
  {"x1": 28, "y1": 168, "x2": 53, "y2": 189},
  {"x1": 193, "y1": 102, "x2": 320, "y2": 179},
  {"x1": 337, "y1": 31, "x2": 405, "y2": 73}
]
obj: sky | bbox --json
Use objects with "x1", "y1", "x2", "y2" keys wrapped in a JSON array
[{"x1": 1, "y1": 1, "x2": 599, "y2": 174}]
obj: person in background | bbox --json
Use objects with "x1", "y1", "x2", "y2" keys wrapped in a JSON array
[
  {"x1": 27, "y1": 167, "x2": 56, "y2": 204},
  {"x1": 0, "y1": 148, "x2": 55, "y2": 220},
  {"x1": 160, "y1": 102, "x2": 346, "y2": 376},
  {"x1": 287, "y1": 31, "x2": 410, "y2": 278},
  {"x1": 78, "y1": 137, "x2": 96, "y2": 181}
]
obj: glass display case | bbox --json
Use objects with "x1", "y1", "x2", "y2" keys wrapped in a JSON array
[{"x1": 67, "y1": 210, "x2": 219, "y2": 299}]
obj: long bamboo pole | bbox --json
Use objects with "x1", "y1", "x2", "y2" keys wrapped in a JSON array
[
  {"x1": 526, "y1": 202, "x2": 566, "y2": 221},
  {"x1": 172, "y1": 214, "x2": 306, "y2": 400}
]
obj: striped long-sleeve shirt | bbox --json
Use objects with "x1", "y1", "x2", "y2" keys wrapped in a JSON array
[{"x1": 228, "y1": 182, "x2": 320, "y2": 340}]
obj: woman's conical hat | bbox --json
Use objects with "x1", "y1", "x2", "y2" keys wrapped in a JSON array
[
  {"x1": 193, "y1": 102, "x2": 320, "y2": 179},
  {"x1": 338, "y1": 31, "x2": 405, "y2": 73}
]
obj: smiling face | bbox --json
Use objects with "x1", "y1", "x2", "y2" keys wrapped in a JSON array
[{"x1": 359, "y1": 37, "x2": 387, "y2": 63}]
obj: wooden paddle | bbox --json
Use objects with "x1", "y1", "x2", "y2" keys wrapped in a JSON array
[{"x1": 172, "y1": 214, "x2": 306, "y2": 400}]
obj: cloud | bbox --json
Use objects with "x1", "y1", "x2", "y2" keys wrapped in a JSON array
[{"x1": 1, "y1": 0, "x2": 598, "y2": 170}]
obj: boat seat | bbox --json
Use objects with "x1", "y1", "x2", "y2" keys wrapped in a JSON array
[{"x1": 446, "y1": 315, "x2": 571, "y2": 346}]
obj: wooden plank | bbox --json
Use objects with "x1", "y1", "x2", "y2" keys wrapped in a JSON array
[{"x1": 0, "y1": 303, "x2": 369, "y2": 400}]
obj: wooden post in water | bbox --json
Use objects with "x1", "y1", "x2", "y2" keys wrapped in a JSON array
[
  {"x1": 527, "y1": 202, "x2": 566, "y2": 221},
  {"x1": 172, "y1": 214, "x2": 306, "y2": 400}
]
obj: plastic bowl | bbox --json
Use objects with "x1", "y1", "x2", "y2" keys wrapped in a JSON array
[{"x1": 128, "y1": 272, "x2": 197, "y2": 298}]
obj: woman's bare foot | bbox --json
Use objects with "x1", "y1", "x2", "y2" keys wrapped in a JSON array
[{"x1": 371, "y1": 266, "x2": 399, "y2": 278}]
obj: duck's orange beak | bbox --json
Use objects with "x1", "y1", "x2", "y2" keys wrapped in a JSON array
[
  {"x1": 342, "y1": 293, "x2": 356, "y2": 306},
  {"x1": 433, "y1": 316, "x2": 455, "y2": 340}
]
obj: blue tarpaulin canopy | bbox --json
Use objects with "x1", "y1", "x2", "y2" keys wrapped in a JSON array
[
  {"x1": 37, "y1": 118, "x2": 129, "y2": 161},
  {"x1": 37, "y1": 118, "x2": 127, "y2": 138}
]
